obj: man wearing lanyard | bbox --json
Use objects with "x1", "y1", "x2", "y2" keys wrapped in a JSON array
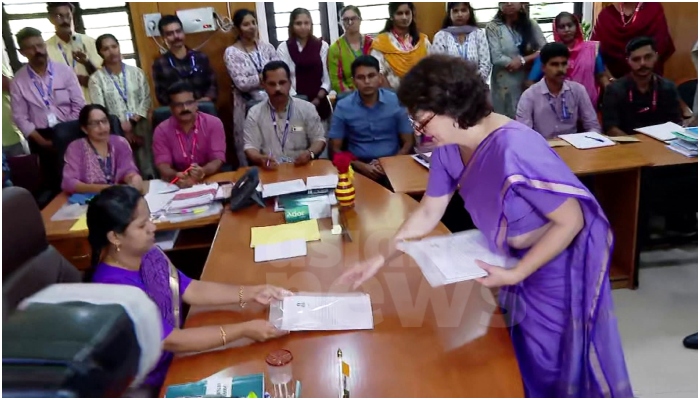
[
  {"x1": 328, "y1": 55, "x2": 414, "y2": 186},
  {"x1": 10, "y1": 27, "x2": 85, "y2": 193},
  {"x1": 516, "y1": 42, "x2": 600, "y2": 139},
  {"x1": 604, "y1": 37, "x2": 696, "y2": 242},
  {"x1": 602, "y1": 36, "x2": 683, "y2": 136},
  {"x1": 45, "y1": 2, "x2": 102, "y2": 103},
  {"x1": 152, "y1": 82, "x2": 226, "y2": 189},
  {"x1": 152, "y1": 15, "x2": 218, "y2": 107},
  {"x1": 243, "y1": 61, "x2": 326, "y2": 170}
]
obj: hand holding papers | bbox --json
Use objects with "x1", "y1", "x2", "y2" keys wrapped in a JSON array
[
  {"x1": 269, "y1": 292, "x2": 374, "y2": 331},
  {"x1": 397, "y1": 230, "x2": 518, "y2": 287}
]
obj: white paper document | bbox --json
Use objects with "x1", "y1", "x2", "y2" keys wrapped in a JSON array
[
  {"x1": 254, "y1": 239, "x2": 307, "y2": 263},
  {"x1": 558, "y1": 132, "x2": 616, "y2": 149},
  {"x1": 144, "y1": 192, "x2": 175, "y2": 214},
  {"x1": 306, "y1": 174, "x2": 338, "y2": 190},
  {"x1": 148, "y1": 179, "x2": 179, "y2": 194},
  {"x1": 397, "y1": 230, "x2": 518, "y2": 287},
  {"x1": 262, "y1": 179, "x2": 307, "y2": 198},
  {"x1": 635, "y1": 122, "x2": 685, "y2": 142},
  {"x1": 411, "y1": 152, "x2": 432, "y2": 169},
  {"x1": 269, "y1": 292, "x2": 374, "y2": 331}
]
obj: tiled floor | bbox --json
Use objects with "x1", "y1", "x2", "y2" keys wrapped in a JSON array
[{"x1": 613, "y1": 246, "x2": 698, "y2": 398}]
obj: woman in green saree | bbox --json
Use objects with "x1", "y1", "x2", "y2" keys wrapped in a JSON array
[{"x1": 328, "y1": 5, "x2": 374, "y2": 94}]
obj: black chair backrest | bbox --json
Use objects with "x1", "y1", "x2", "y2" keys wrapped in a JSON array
[
  {"x1": 152, "y1": 101, "x2": 218, "y2": 130},
  {"x1": 678, "y1": 79, "x2": 698, "y2": 111},
  {"x1": 2, "y1": 187, "x2": 81, "y2": 319},
  {"x1": 52, "y1": 114, "x2": 124, "y2": 180}
]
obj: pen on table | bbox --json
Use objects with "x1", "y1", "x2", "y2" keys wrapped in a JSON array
[
  {"x1": 170, "y1": 166, "x2": 194, "y2": 184},
  {"x1": 585, "y1": 135, "x2": 605, "y2": 143},
  {"x1": 266, "y1": 150, "x2": 272, "y2": 168}
]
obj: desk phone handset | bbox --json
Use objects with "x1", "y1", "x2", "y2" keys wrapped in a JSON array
[{"x1": 229, "y1": 167, "x2": 265, "y2": 211}]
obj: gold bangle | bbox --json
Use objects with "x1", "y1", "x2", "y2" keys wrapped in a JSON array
[
  {"x1": 219, "y1": 326, "x2": 227, "y2": 346},
  {"x1": 239, "y1": 286, "x2": 247, "y2": 309}
]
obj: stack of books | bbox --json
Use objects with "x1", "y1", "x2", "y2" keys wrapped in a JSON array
[{"x1": 667, "y1": 127, "x2": 698, "y2": 158}]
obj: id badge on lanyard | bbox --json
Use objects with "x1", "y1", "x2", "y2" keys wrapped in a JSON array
[
  {"x1": 270, "y1": 102, "x2": 293, "y2": 162},
  {"x1": 177, "y1": 116, "x2": 200, "y2": 164},
  {"x1": 107, "y1": 65, "x2": 130, "y2": 116},
  {"x1": 29, "y1": 63, "x2": 57, "y2": 127}
]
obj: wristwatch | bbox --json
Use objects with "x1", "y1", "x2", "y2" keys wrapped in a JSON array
[
  {"x1": 309, "y1": 150, "x2": 316, "y2": 160},
  {"x1": 519, "y1": 56, "x2": 525, "y2": 66}
]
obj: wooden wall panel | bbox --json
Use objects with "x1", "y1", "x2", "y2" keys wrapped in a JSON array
[
  {"x1": 660, "y1": 2, "x2": 698, "y2": 83},
  {"x1": 414, "y1": 2, "x2": 446, "y2": 41}
]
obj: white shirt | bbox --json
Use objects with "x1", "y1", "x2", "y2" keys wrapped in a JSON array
[{"x1": 431, "y1": 29, "x2": 491, "y2": 84}]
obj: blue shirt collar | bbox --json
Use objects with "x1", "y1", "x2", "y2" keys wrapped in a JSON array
[{"x1": 353, "y1": 88, "x2": 387, "y2": 106}]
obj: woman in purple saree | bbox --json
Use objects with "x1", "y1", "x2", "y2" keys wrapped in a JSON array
[
  {"x1": 339, "y1": 55, "x2": 633, "y2": 397},
  {"x1": 86, "y1": 186, "x2": 291, "y2": 393}
]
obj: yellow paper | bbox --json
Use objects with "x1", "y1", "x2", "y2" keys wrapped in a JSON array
[
  {"x1": 548, "y1": 139, "x2": 570, "y2": 148},
  {"x1": 250, "y1": 219, "x2": 320, "y2": 248},
  {"x1": 342, "y1": 361, "x2": 350, "y2": 377},
  {"x1": 70, "y1": 215, "x2": 88, "y2": 232}
]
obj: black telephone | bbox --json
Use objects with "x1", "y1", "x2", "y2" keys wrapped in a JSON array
[{"x1": 229, "y1": 167, "x2": 265, "y2": 211}]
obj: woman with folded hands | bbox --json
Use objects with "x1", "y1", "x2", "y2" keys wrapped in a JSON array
[
  {"x1": 86, "y1": 185, "x2": 291, "y2": 394},
  {"x1": 61, "y1": 104, "x2": 144, "y2": 194}
]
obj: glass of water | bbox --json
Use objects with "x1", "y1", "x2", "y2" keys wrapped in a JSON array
[{"x1": 265, "y1": 349, "x2": 294, "y2": 398}]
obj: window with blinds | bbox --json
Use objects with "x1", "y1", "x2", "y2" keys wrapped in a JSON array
[
  {"x1": 265, "y1": 1, "x2": 331, "y2": 47},
  {"x1": 2, "y1": 1, "x2": 139, "y2": 71},
  {"x1": 470, "y1": 1, "x2": 579, "y2": 41},
  {"x1": 336, "y1": 2, "x2": 391, "y2": 37}
]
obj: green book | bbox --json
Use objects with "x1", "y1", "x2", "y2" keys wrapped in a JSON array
[{"x1": 164, "y1": 373, "x2": 264, "y2": 398}]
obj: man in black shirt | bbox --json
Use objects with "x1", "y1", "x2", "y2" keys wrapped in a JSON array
[
  {"x1": 151, "y1": 15, "x2": 218, "y2": 106},
  {"x1": 604, "y1": 37, "x2": 697, "y2": 239},
  {"x1": 602, "y1": 37, "x2": 684, "y2": 135}
]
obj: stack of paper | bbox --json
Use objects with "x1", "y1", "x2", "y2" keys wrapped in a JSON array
[
  {"x1": 269, "y1": 292, "x2": 374, "y2": 331},
  {"x1": 635, "y1": 122, "x2": 685, "y2": 142},
  {"x1": 306, "y1": 174, "x2": 338, "y2": 190},
  {"x1": 558, "y1": 132, "x2": 616, "y2": 149},
  {"x1": 148, "y1": 179, "x2": 179, "y2": 194},
  {"x1": 397, "y1": 230, "x2": 518, "y2": 287},
  {"x1": 261, "y1": 179, "x2": 307, "y2": 198},
  {"x1": 667, "y1": 127, "x2": 698, "y2": 157}
]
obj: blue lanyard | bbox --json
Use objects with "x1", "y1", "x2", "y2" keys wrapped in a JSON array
[
  {"x1": 28, "y1": 63, "x2": 55, "y2": 107},
  {"x1": 87, "y1": 140, "x2": 114, "y2": 184},
  {"x1": 506, "y1": 26, "x2": 522, "y2": 51},
  {"x1": 57, "y1": 43, "x2": 77, "y2": 69},
  {"x1": 168, "y1": 53, "x2": 199, "y2": 77},
  {"x1": 547, "y1": 93, "x2": 571, "y2": 122},
  {"x1": 457, "y1": 41, "x2": 469, "y2": 60},
  {"x1": 270, "y1": 101, "x2": 293, "y2": 149},
  {"x1": 246, "y1": 42, "x2": 264, "y2": 73},
  {"x1": 106, "y1": 64, "x2": 128, "y2": 106}
]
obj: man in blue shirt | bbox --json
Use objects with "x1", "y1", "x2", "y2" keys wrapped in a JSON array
[{"x1": 328, "y1": 55, "x2": 414, "y2": 183}]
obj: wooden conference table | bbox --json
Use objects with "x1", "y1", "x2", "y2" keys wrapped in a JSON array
[
  {"x1": 380, "y1": 134, "x2": 698, "y2": 290},
  {"x1": 161, "y1": 161, "x2": 524, "y2": 397}
]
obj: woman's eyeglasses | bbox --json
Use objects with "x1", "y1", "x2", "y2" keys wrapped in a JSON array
[
  {"x1": 342, "y1": 16, "x2": 360, "y2": 25},
  {"x1": 409, "y1": 114, "x2": 434, "y2": 135}
]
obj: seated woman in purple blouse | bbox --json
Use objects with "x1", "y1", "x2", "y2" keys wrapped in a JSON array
[
  {"x1": 61, "y1": 104, "x2": 143, "y2": 194},
  {"x1": 86, "y1": 186, "x2": 291, "y2": 393},
  {"x1": 339, "y1": 55, "x2": 633, "y2": 397}
]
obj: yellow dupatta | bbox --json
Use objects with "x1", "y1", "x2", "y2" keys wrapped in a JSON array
[{"x1": 371, "y1": 32, "x2": 429, "y2": 78}]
